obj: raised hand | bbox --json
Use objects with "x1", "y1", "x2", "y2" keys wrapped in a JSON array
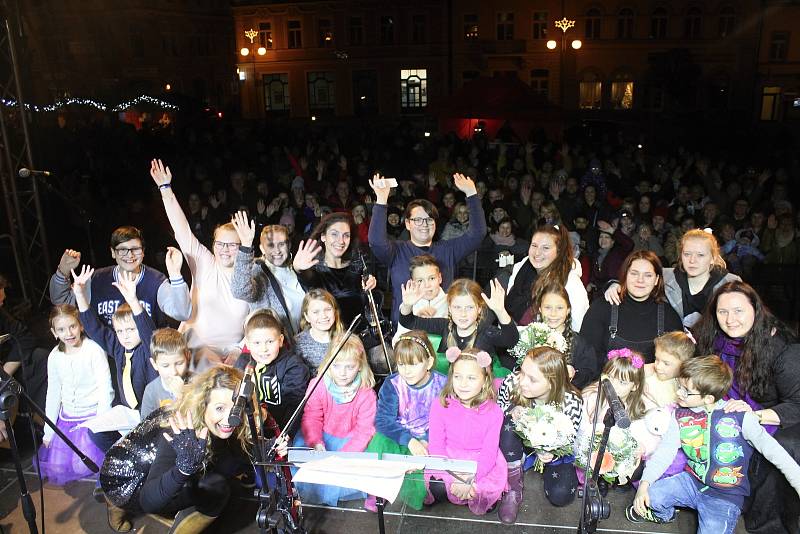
[
  {"x1": 165, "y1": 247, "x2": 184, "y2": 278},
  {"x1": 453, "y1": 173, "x2": 477, "y2": 196},
  {"x1": 400, "y1": 280, "x2": 425, "y2": 308},
  {"x1": 71, "y1": 265, "x2": 95, "y2": 290},
  {"x1": 256, "y1": 198, "x2": 266, "y2": 215},
  {"x1": 481, "y1": 278, "x2": 511, "y2": 324},
  {"x1": 232, "y1": 210, "x2": 256, "y2": 247},
  {"x1": 164, "y1": 411, "x2": 208, "y2": 476},
  {"x1": 292, "y1": 239, "x2": 322, "y2": 272},
  {"x1": 368, "y1": 173, "x2": 392, "y2": 205},
  {"x1": 112, "y1": 270, "x2": 140, "y2": 309},
  {"x1": 150, "y1": 158, "x2": 172, "y2": 187},
  {"x1": 604, "y1": 283, "x2": 622, "y2": 305},
  {"x1": 58, "y1": 249, "x2": 81, "y2": 277}
]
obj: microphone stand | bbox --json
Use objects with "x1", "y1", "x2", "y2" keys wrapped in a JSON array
[
  {"x1": 576, "y1": 386, "x2": 613, "y2": 534},
  {"x1": 0, "y1": 366, "x2": 98, "y2": 534},
  {"x1": 359, "y1": 252, "x2": 392, "y2": 375}
]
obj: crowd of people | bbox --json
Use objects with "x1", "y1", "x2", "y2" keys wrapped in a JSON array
[{"x1": 0, "y1": 120, "x2": 799, "y2": 534}]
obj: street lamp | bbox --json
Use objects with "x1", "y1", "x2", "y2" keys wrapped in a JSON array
[
  {"x1": 546, "y1": 17, "x2": 580, "y2": 108},
  {"x1": 239, "y1": 28, "x2": 264, "y2": 116}
]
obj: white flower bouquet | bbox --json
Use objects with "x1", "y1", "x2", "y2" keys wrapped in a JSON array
[
  {"x1": 510, "y1": 322, "x2": 568, "y2": 365},
  {"x1": 513, "y1": 404, "x2": 576, "y2": 472},
  {"x1": 574, "y1": 426, "x2": 641, "y2": 484}
]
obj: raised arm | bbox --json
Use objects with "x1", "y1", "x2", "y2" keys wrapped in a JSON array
[
  {"x1": 447, "y1": 174, "x2": 487, "y2": 261},
  {"x1": 156, "y1": 247, "x2": 192, "y2": 322},
  {"x1": 366, "y1": 174, "x2": 397, "y2": 264},
  {"x1": 230, "y1": 212, "x2": 265, "y2": 302},
  {"x1": 49, "y1": 249, "x2": 82, "y2": 305}
]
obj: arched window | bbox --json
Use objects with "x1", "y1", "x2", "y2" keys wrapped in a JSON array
[
  {"x1": 617, "y1": 8, "x2": 634, "y2": 39},
  {"x1": 718, "y1": 6, "x2": 736, "y2": 38},
  {"x1": 650, "y1": 7, "x2": 668, "y2": 39},
  {"x1": 579, "y1": 72, "x2": 602, "y2": 109},
  {"x1": 585, "y1": 8, "x2": 601, "y2": 40},
  {"x1": 684, "y1": 7, "x2": 702, "y2": 39},
  {"x1": 611, "y1": 73, "x2": 634, "y2": 110}
]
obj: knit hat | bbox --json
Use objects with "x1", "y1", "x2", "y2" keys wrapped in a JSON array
[{"x1": 291, "y1": 176, "x2": 305, "y2": 190}]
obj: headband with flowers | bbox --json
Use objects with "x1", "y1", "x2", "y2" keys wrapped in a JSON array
[
  {"x1": 607, "y1": 348, "x2": 644, "y2": 369},
  {"x1": 445, "y1": 346, "x2": 492, "y2": 368},
  {"x1": 398, "y1": 335, "x2": 435, "y2": 360}
]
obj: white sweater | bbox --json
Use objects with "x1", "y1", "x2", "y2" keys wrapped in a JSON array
[{"x1": 44, "y1": 338, "x2": 114, "y2": 440}]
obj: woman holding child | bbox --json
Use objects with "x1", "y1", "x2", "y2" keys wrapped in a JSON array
[{"x1": 694, "y1": 281, "x2": 800, "y2": 534}]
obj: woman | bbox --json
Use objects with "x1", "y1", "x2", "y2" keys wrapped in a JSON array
[
  {"x1": 490, "y1": 217, "x2": 528, "y2": 263},
  {"x1": 441, "y1": 202, "x2": 470, "y2": 241},
  {"x1": 100, "y1": 366, "x2": 287, "y2": 533},
  {"x1": 694, "y1": 281, "x2": 800, "y2": 534},
  {"x1": 587, "y1": 219, "x2": 634, "y2": 298},
  {"x1": 605, "y1": 229, "x2": 740, "y2": 328},
  {"x1": 292, "y1": 212, "x2": 377, "y2": 326},
  {"x1": 506, "y1": 224, "x2": 589, "y2": 332},
  {"x1": 580, "y1": 250, "x2": 683, "y2": 368}
]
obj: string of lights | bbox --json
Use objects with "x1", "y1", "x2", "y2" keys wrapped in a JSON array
[{"x1": 0, "y1": 94, "x2": 179, "y2": 113}]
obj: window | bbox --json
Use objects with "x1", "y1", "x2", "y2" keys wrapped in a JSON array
[
  {"x1": 130, "y1": 31, "x2": 144, "y2": 58},
  {"x1": 650, "y1": 8, "x2": 668, "y2": 39},
  {"x1": 718, "y1": 6, "x2": 735, "y2": 38},
  {"x1": 259, "y1": 22, "x2": 273, "y2": 49},
  {"x1": 585, "y1": 8, "x2": 601, "y2": 40},
  {"x1": 530, "y1": 69, "x2": 549, "y2": 98},
  {"x1": 497, "y1": 12, "x2": 514, "y2": 40},
  {"x1": 307, "y1": 71, "x2": 335, "y2": 110},
  {"x1": 532, "y1": 12, "x2": 548, "y2": 40},
  {"x1": 463, "y1": 70, "x2": 480, "y2": 84},
  {"x1": 318, "y1": 19, "x2": 333, "y2": 47},
  {"x1": 579, "y1": 73, "x2": 602, "y2": 109},
  {"x1": 464, "y1": 13, "x2": 479, "y2": 40},
  {"x1": 287, "y1": 20, "x2": 302, "y2": 49},
  {"x1": 770, "y1": 32, "x2": 789, "y2": 61},
  {"x1": 412, "y1": 14, "x2": 427, "y2": 43},
  {"x1": 349, "y1": 17, "x2": 364, "y2": 45},
  {"x1": 380, "y1": 15, "x2": 395, "y2": 44},
  {"x1": 760, "y1": 86, "x2": 781, "y2": 121},
  {"x1": 400, "y1": 69, "x2": 427, "y2": 109},
  {"x1": 617, "y1": 8, "x2": 634, "y2": 39},
  {"x1": 352, "y1": 70, "x2": 377, "y2": 116},
  {"x1": 611, "y1": 80, "x2": 634, "y2": 109},
  {"x1": 263, "y1": 73, "x2": 289, "y2": 112},
  {"x1": 684, "y1": 7, "x2": 702, "y2": 39},
  {"x1": 645, "y1": 84, "x2": 664, "y2": 110}
]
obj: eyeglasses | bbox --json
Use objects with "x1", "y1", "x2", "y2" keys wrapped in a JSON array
[
  {"x1": 114, "y1": 247, "x2": 143, "y2": 257},
  {"x1": 409, "y1": 217, "x2": 435, "y2": 227},
  {"x1": 676, "y1": 387, "x2": 704, "y2": 398},
  {"x1": 214, "y1": 241, "x2": 241, "y2": 250}
]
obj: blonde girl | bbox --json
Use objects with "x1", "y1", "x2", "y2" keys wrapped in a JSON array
[
  {"x1": 496, "y1": 348, "x2": 584, "y2": 521},
  {"x1": 365, "y1": 331, "x2": 448, "y2": 511},
  {"x1": 293, "y1": 335, "x2": 377, "y2": 506},
  {"x1": 295, "y1": 289, "x2": 344, "y2": 375},
  {"x1": 605, "y1": 229, "x2": 740, "y2": 327},
  {"x1": 425, "y1": 347, "x2": 507, "y2": 515},
  {"x1": 399, "y1": 278, "x2": 519, "y2": 372},
  {"x1": 39, "y1": 304, "x2": 114, "y2": 485}
]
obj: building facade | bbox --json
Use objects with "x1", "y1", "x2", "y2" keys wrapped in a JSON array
[{"x1": 757, "y1": 0, "x2": 800, "y2": 126}]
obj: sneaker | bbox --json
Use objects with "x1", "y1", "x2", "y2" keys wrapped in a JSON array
[{"x1": 625, "y1": 505, "x2": 676, "y2": 524}]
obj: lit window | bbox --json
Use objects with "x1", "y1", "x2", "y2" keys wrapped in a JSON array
[
  {"x1": 259, "y1": 22, "x2": 273, "y2": 49},
  {"x1": 611, "y1": 80, "x2": 634, "y2": 109},
  {"x1": 464, "y1": 13, "x2": 479, "y2": 40},
  {"x1": 400, "y1": 69, "x2": 427, "y2": 109},
  {"x1": 579, "y1": 73, "x2": 602, "y2": 109},
  {"x1": 318, "y1": 19, "x2": 333, "y2": 47},
  {"x1": 761, "y1": 86, "x2": 781, "y2": 121}
]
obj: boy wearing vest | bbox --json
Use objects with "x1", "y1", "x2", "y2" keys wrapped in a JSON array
[{"x1": 627, "y1": 355, "x2": 800, "y2": 532}]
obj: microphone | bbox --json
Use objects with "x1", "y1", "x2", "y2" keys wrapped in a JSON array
[
  {"x1": 228, "y1": 355, "x2": 255, "y2": 427},
  {"x1": 18, "y1": 168, "x2": 52, "y2": 178},
  {"x1": 600, "y1": 376, "x2": 631, "y2": 429},
  {"x1": 0, "y1": 334, "x2": 9, "y2": 345}
]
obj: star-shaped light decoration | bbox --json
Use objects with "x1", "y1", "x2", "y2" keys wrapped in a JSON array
[
  {"x1": 244, "y1": 29, "x2": 258, "y2": 43},
  {"x1": 554, "y1": 17, "x2": 576, "y2": 33}
]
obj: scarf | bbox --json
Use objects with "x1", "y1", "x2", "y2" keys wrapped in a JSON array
[
  {"x1": 491, "y1": 232, "x2": 516, "y2": 246},
  {"x1": 324, "y1": 374, "x2": 362, "y2": 404}
]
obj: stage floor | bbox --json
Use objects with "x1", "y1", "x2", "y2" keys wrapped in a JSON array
[{"x1": 0, "y1": 453, "x2": 747, "y2": 534}]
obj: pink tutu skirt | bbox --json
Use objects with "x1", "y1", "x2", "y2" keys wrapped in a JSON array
[{"x1": 38, "y1": 410, "x2": 106, "y2": 486}]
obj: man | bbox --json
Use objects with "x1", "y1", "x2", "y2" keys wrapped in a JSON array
[
  {"x1": 49, "y1": 227, "x2": 191, "y2": 328},
  {"x1": 368, "y1": 173, "x2": 487, "y2": 324},
  {"x1": 230, "y1": 218, "x2": 304, "y2": 335}
]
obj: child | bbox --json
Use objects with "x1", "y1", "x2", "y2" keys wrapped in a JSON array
[
  {"x1": 576, "y1": 348, "x2": 653, "y2": 489},
  {"x1": 365, "y1": 331, "x2": 447, "y2": 511},
  {"x1": 293, "y1": 335, "x2": 377, "y2": 506},
  {"x1": 139, "y1": 328, "x2": 190, "y2": 418},
  {"x1": 235, "y1": 309, "x2": 310, "y2": 431},
  {"x1": 496, "y1": 347, "x2": 583, "y2": 522},
  {"x1": 627, "y1": 356, "x2": 800, "y2": 530},
  {"x1": 294, "y1": 289, "x2": 343, "y2": 376},
  {"x1": 38, "y1": 304, "x2": 114, "y2": 485},
  {"x1": 645, "y1": 332, "x2": 696, "y2": 408},
  {"x1": 399, "y1": 278, "x2": 519, "y2": 372},
  {"x1": 392, "y1": 255, "x2": 448, "y2": 345},
  {"x1": 426, "y1": 347, "x2": 507, "y2": 515},
  {"x1": 73, "y1": 266, "x2": 159, "y2": 452}
]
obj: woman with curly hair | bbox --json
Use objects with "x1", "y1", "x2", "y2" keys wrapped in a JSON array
[
  {"x1": 100, "y1": 366, "x2": 286, "y2": 533},
  {"x1": 693, "y1": 281, "x2": 800, "y2": 534}
]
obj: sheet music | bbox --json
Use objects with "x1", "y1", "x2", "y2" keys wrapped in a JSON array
[
  {"x1": 292, "y1": 457, "x2": 418, "y2": 502},
  {"x1": 75, "y1": 405, "x2": 141, "y2": 435}
]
